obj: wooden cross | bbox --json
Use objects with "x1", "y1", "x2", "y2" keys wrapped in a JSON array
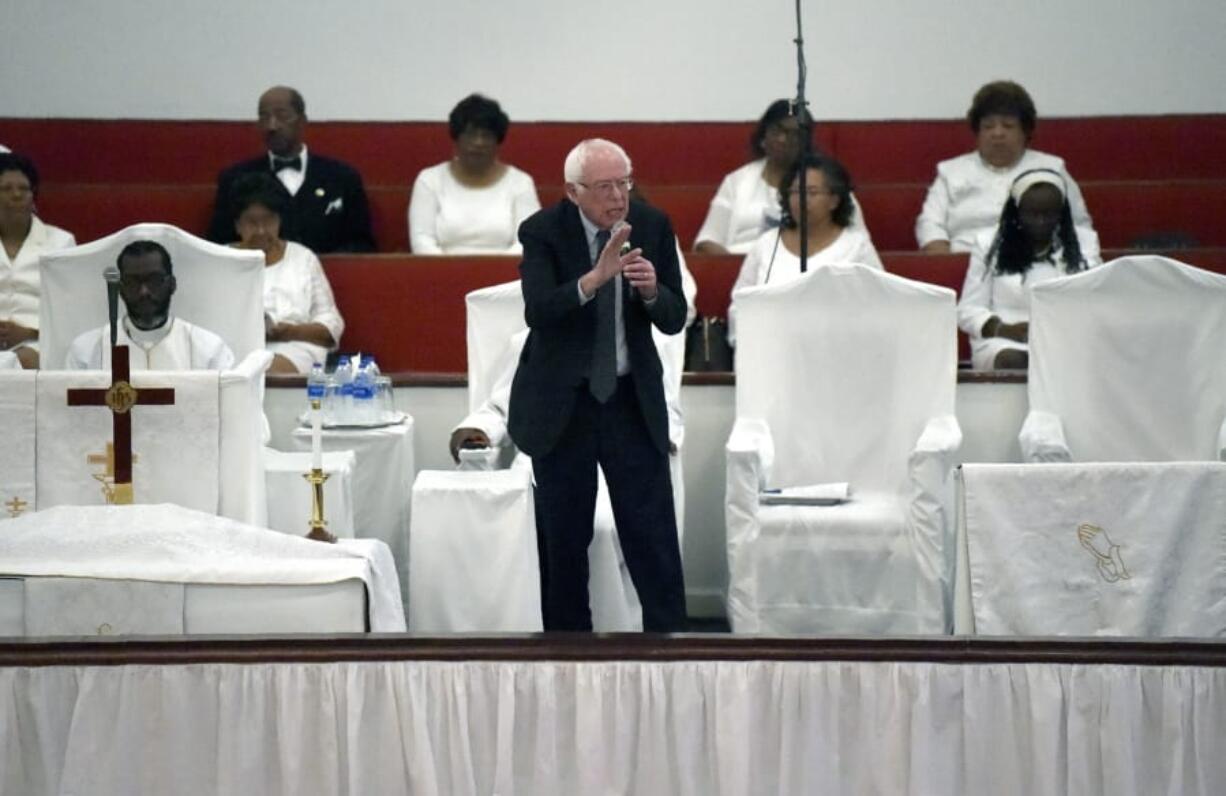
[
  {"x1": 66, "y1": 346, "x2": 175, "y2": 504},
  {"x1": 4, "y1": 496, "x2": 28, "y2": 518}
]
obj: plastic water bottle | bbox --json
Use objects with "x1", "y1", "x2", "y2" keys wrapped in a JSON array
[
  {"x1": 306, "y1": 362, "x2": 327, "y2": 409},
  {"x1": 333, "y1": 355, "x2": 354, "y2": 424},
  {"x1": 352, "y1": 357, "x2": 376, "y2": 424},
  {"x1": 360, "y1": 353, "x2": 381, "y2": 377}
]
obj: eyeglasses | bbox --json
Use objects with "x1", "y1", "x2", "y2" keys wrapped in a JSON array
[
  {"x1": 576, "y1": 177, "x2": 634, "y2": 196},
  {"x1": 119, "y1": 273, "x2": 171, "y2": 290}
]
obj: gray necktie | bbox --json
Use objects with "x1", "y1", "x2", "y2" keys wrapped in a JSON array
[{"x1": 590, "y1": 229, "x2": 616, "y2": 402}]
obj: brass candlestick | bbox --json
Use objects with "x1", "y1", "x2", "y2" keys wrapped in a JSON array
[{"x1": 303, "y1": 468, "x2": 337, "y2": 543}]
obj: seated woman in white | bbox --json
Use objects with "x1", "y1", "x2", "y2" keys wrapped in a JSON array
[
  {"x1": 916, "y1": 80, "x2": 1095, "y2": 254},
  {"x1": 728, "y1": 154, "x2": 882, "y2": 345},
  {"x1": 958, "y1": 169, "x2": 1102, "y2": 370},
  {"x1": 66, "y1": 240, "x2": 235, "y2": 370},
  {"x1": 0, "y1": 152, "x2": 76, "y2": 368},
  {"x1": 408, "y1": 94, "x2": 540, "y2": 254},
  {"x1": 694, "y1": 99, "x2": 868, "y2": 255},
  {"x1": 229, "y1": 173, "x2": 344, "y2": 375}
]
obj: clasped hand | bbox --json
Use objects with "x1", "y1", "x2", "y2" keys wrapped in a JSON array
[{"x1": 582, "y1": 223, "x2": 657, "y2": 301}]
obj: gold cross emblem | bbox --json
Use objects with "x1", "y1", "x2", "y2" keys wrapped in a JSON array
[
  {"x1": 4, "y1": 496, "x2": 28, "y2": 518},
  {"x1": 87, "y1": 443, "x2": 138, "y2": 505}
]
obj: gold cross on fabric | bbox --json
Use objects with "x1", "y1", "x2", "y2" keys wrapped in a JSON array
[
  {"x1": 4, "y1": 496, "x2": 28, "y2": 518},
  {"x1": 68, "y1": 346, "x2": 174, "y2": 505}
]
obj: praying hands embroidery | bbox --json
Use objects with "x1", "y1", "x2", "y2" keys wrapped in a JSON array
[{"x1": 1077, "y1": 523, "x2": 1132, "y2": 583}]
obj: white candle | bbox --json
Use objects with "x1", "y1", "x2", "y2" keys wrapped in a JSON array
[{"x1": 311, "y1": 400, "x2": 323, "y2": 471}]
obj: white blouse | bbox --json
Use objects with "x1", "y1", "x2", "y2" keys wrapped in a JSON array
[
  {"x1": 957, "y1": 227, "x2": 1102, "y2": 370},
  {"x1": 695, "y1": 158, "x2": 869, "y2": 254},
  {"x1": 915, "y1": 149, "x2": 1095, "y2": 252},
  {"x1": 728, "y1": 226, "x2": 883, "y2": 345},
  {"x1": 262, "y1": 241, "x2": 344, "y2": 371},
  {"x1": 0, "y1": 216, "x2": 76, "y2": 331},
  {"x1": 408, "y1": 162, "x2": 540, "y2": 254}
]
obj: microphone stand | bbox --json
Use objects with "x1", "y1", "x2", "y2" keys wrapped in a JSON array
[
  {"x1": 103, "y1": 265, "x2": 121, "y2": 348},
  {"x1": 791, "y1": 0, "x2": 813, "y2": 273}
]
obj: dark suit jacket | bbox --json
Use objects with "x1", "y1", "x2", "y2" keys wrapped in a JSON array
[
  {"x1": 206, "y1": 153, "x2": 376, "y2": 253},
  {"x1": 508, "y1": 198, "x2": 686, "y2": 458}
]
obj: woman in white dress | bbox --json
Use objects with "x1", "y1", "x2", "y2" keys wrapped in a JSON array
[
  {"x1": 916, "y1": 80, "x2": 1095, "y2": 254},
  {"x1": 728, "y1": 154, "x2": 882, "y2": 345},
  {"x1": 694, "y1": 100, "x2": 867, "y2": 255},
  {"x1": 958, "y1": 169, "x2": 1102, "y2": 370},
  {"x1": 230, "y1": 174, "x2": 345, "y2": 375},
  {"x1": 408, "y1": 94, "x2": 540, "y2": 254},
  {"x1": 0, "y1": 152, "x2": 76, "y2": 368}
]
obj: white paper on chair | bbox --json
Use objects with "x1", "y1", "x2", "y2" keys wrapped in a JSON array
[{"x1": 760, "y1": 482, "x2": 851, "y2": 505}]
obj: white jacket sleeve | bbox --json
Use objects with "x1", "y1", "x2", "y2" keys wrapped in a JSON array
[
  {"x1": 407, "y1": 169, "x2": 443, "y2": 254},
  {"x1": 694, "y1": 172, "x2": 739, "y2": 249},
  {"x1": 915, "y1": 169, "x2": 952, "y2": 248},
  {"x1": 956, "y1": 245, "x2": 994, "y2": 337}
]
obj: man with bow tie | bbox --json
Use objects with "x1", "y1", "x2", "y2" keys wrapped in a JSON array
[{"x1": 207, "y1": 86, "x2": 375, "y2": 253}]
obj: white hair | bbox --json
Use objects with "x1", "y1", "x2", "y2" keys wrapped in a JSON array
[{"x1": 563, "y1": 138, "x2": 633, "y2": 184}]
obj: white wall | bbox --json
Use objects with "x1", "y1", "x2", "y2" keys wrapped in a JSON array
[{"x1": 4, "y1": 1, "x2": 1224, "y2": 121}]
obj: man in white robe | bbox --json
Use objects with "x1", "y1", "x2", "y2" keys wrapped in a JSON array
[{"x1": 65, "y1": 240, "x2": 235, "y2": 371}]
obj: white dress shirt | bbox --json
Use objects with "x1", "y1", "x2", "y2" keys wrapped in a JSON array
[
  {"x1": 408, "y1": 162, "x2": 540, "y2": 254},
  {"x1": 915, "y1": 148, "x2": 1095, "y2": 252},
  {"x1": 269, "y1": 145, "x2": 308, "y2": 197}
]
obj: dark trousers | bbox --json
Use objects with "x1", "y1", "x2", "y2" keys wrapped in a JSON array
[{"x1": 532, "y1": 376, "x2": 687, "y2": 632}]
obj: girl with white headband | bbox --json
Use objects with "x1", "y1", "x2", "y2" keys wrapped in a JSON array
[{"x1": 956, "y1": 168, "x2": 1102, "y2": 370}]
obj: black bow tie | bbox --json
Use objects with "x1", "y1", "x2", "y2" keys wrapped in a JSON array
[{"x1": 272, "y1": 155, "x2": 302, "y2": 172}]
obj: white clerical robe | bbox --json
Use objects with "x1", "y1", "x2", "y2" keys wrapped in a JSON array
[{"x1": 65, "y1": 315, "x2": 235, "y2": 371}]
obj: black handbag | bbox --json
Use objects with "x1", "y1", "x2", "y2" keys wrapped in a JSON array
[{"x1": 684, "y1": 315, "x2": 734, "y2": 372}]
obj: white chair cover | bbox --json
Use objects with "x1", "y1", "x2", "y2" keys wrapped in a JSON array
[
  {"x1": 1020, "y1": 255, "x2": 1226, "y2": 462},
  {"x1": 409, "y1": 281, "x2": 686, "y2": 632},
  {"x1": 727, "y1": 263, "x2": 961, "y2": 633},
  {"x1": 263, "y1": 448, "x2": 357, "y2": 539},
  {"x1": 38, "y1": 222, "x2": 265, "y2": 368},
  {"x1": 409, "y1": 467, "x2": 542, "y2": 632}
]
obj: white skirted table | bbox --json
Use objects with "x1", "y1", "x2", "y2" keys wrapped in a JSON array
[
  {"x1": 291, "y1": 417, "x2": 415, "y2": 610},
  {"x1": 955, "y1": 461, "x2": 1226, "y2": 636},
  {"x1": 0, "y1": 503, "x2": 406, "y2": 635},
  {"x1": 409, "y1": 467, "x2": 542, "y2": 631}
]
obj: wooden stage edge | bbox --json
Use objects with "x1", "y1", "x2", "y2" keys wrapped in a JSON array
[
  {"x1": 266, "y1": 370, "x2": 1029, "y2": 389},
  {"x1": 1, "y1": 634, "x2": 1224, "y2": 668}
]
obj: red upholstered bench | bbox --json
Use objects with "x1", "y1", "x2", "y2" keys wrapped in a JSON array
[
  {"x1": 8, "y1": 115, "x2": 1226, "y2": 187},
  {"x1": 36, "y1": 184, "x2": 215, "y2": 244},
  {"x1": 318, "y1": 249, "x2": 1226, "y2": 373}
]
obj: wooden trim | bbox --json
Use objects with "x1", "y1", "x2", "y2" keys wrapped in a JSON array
[
  {"x1": 2, "y1": 635, "x2": 1224, "y2": 668},
  {"x1": 266, "y1": 371, "x2": 1027, "y2": 389}
]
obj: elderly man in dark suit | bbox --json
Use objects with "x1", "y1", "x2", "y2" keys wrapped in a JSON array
[
  {"x1": 509, "y1": 138, "x2": 687, "y2": 632},
  {"x1": 207, "y1": 86, "x2": 375, "y2": 254}
]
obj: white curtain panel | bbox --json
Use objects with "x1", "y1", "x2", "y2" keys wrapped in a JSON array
[{"x1": 2, "y1": 658, "x2": 1223, "y2": 795}]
